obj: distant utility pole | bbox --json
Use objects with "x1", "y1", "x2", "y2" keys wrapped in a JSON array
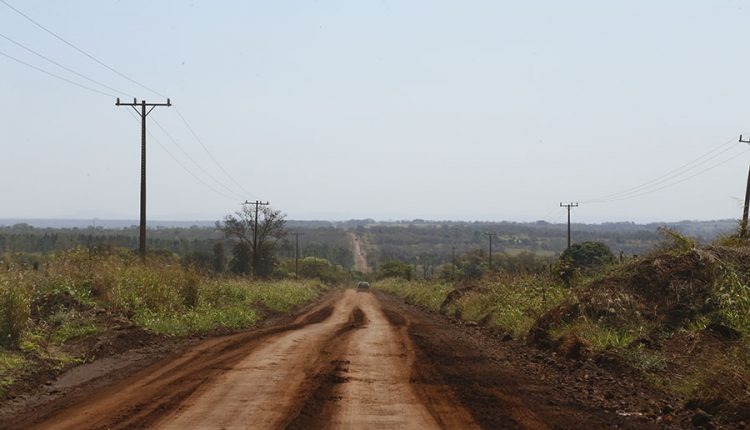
[
  {"x1": 560, "y1": 202, "x2": 579, "y2": 250},
  {"x1": 116, "y1": 98, "x2": 171, "y2": 260},
  {"x1": 739, "y1": 135, "x2": 750, "y2": 238},
  {"x1": 291, "y1": 232, "x2": 305, "y2": 279},
  {"x1": 244, "y1": 200, "x2": 270, "y2": 274},
  {"x1": 483, "y1": 233, "x2": 497, "y2": 272},
  {"x1": 451, "y1": 246, "x2": 456, "y2": 278}
]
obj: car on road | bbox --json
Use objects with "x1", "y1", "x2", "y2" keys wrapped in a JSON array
[{"x1": 356, "y1": 281, "x2": 370, "y2": 292}]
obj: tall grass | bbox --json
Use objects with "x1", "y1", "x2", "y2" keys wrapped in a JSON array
[
  {"x1": 375, "y1": 278, "x2": 454, "y2": 312},
  {"x1": 0, "y1": 274, "x2": 31, "y2": 348},
  {"x1": 375, "y1": 274, "x2": 569, "y2": 338},
  {"x1": 0, "y1": 248, "x2": 327, "y2": 346}
]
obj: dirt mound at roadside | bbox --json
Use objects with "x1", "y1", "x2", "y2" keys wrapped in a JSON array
[
  {"x1": 531, "y1": 246, "x2": 737, "y2": 344},
  {"x1": 529, "y1": 244, "x2": 750, "y2": 425}
]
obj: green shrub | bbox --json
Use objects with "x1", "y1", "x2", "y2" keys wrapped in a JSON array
[
  {"x1": 376, "y1": 260, "x2": 413, "y2": 280},
  {"x1": 559, "y1": 241, "x2": 615, "y2": 270}
]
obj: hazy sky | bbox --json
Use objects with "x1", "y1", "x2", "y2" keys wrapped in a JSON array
[{"x1": 2, "y1": 0, "x2": 750, "y2": 223}]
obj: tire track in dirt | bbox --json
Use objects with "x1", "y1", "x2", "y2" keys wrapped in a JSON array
[
  {"x1": 289, "y1": 291, "x2": 479, "y2": 430},
  {"x1": 16, "y1": 291, "x2": 348, "y2": 430},
  {"x1": 153, "y1": 295, "x2": 364, "y2": 430}
]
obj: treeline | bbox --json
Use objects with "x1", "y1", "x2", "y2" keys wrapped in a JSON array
[
  {"x1": 365, "y1": 221, "x2": 673, "y2": 268},
  {"x1": 0, "y1": 223, "x2": 355, "y2": 272}
]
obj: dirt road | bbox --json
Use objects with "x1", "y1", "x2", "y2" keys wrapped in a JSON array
[
  {"x1": 7, "y1": 289, "x2": 665, "y2": 429},
  {"x1": 348, "y1": 233, "x2": 370, "y2": 274}
]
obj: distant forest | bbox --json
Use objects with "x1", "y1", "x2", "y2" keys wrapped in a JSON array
[{"x1": 0, "y1": 219, "x2": 737, "y2": 270}]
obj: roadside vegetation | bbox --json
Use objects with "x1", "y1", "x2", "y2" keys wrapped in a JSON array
[
  {"x1": 0, "y1": 248, "x2": 327, "y2": 398},
  {"x1": 374, "y1": 228, "x2": 750, "y2": 425}
]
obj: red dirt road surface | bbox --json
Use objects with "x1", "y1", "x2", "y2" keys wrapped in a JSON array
[{"x1": 4, "y1": 289, "x2": 672, "y2": 429}]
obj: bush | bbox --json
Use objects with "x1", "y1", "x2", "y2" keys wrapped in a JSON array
[
  {"x1": 559, "y1": 241, "x2": 614, "y2": 270},
  {"x1": 377, "y1": 260, "x2": 413, "y2": 280}
]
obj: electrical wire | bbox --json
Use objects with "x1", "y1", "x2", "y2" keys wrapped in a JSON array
[
  {"x1": 0, "y1": 48, "x2": 116, "y2": 98},
  {"x1": 582, "y1": 136, "x2": 740, "y2": 203},
  {"x1": 2, "y1": 2, "x2": 255, "y2": 203},
  {"x1": 126, "y1": 110, "x2": 238, "y2": 201},
  {"x1": 174, "y1": 107, "x2": 256, "y2": 199},
  {"x1": 0, "y1": 32, "x2": 133, "y2": 98},
  {"x1": 0, "y1": 0, "x2": 166, "y2": 98},
  {"x1": 150, "y1": 117, "x2": 247, "y2": 200},
  {"x1": 590, "y1": 147, "x2": 750, "y2": 204}
]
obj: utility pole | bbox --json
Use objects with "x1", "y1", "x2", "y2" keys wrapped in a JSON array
[
  {"x1": 739, "y1": 135, "x2": 750, "y2": 238},
  {"x1": 560, "y1": 202, "x2": 579, "y2": 250},
  {"x1": 451, "y1": 246, "x2": 456, "y2": 278},
  {"x1": 116, "y1": 97, "x2": 171, "y2": 260},
  {"x1": 244, "y1": 200, "x2": 270, "y2": 275},
  {"x1": 483, "y1": 233, "x2": 497, "y2": 272},
  {"x1": 291, "y1": 232, "x2": 304, "y2": 279}
]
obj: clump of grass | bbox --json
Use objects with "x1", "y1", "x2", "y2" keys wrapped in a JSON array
[
  {"x1": 374, "y1": 278, "x2": 454, "y2": 312},
  {"x1": 0, "y1": 348, "x2": 28, "y2": 396},
  {"x1": 549, "y1": 318, "x2": 645, "y2": 352},
  {"x1": 51, "y1": 319, "x2": 99, "y2": 344},
  {"x1": 134, "y1": 279, "x2": 325, "y2": 336},
  {"x1": 375, "y1": 274, "x2": 568, "y2": 338},
  {"x1": 135, "y1": 306, "x2": 258, "y2": 336},
  {"x1": 448, "y1": 274, "x2": 569, "y2": 338},
  {"x1": 713, "y1": 270, "x2": 750, "y2": 335}
]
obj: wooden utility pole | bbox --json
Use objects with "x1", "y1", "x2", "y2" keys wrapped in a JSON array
[
  {"x1": 116, "y1": 97, "x2": 171, "y2": 260},
  {"x1": 560, "y1": 202, "x2": 579, "y2": 249},
  {"x1": 291, "y1": 232, "x2": 304, "y2": 279},
  {"x1": 451, "y1": 246, "x2": 456, "y2": 278},
  {"x1": 740, "y1": 135, "x2": 750, "y2": 238},
  {"x1": 244, "y1": 200, "x2": 270, "y2": 275},
  {"x1": 483, "y1": 233, "x2": 497, "y2": 272}
]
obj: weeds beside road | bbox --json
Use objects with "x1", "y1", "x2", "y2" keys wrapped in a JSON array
[
  {"x1": 375, "y1": 238, "x2": 750, "y2": 426},
  {"x1": 0, "y1": 249, "x2": 326, "y2": 398}
]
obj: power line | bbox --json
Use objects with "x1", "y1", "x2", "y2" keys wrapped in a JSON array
[
  {"x1": 0, "y1": 0, "x2": 166, "y2": 98},
  {"x1": 174, "y1": 107, "x2": 256, "y2": 199},
  {"x1": 151, "y1": 117, "x2": 247, "y2": 200},
  {"x1": 0, "y1": 48, "x2": 116, "y2": 98},
  {"x1": 0, "y1": 32, "x2": 133, "y2": 98},
  {"x1": 583, "y1": 136, "x2": 740, "y2": 203},
  {"x1": 594, "y1": 148, "x2": 750, "y2": 203},
  {"x1": 2, "y1": 0, "x2": 254, "y2": 202},
  {"x1": 126, "y1": 110, "x2": 238, "y2": 201},
  {"x1": 0, "y1": 33, "x2": 244, "y2": 200}
]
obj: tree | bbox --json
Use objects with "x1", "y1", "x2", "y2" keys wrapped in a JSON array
[
  {"x1": 560, "y1": 241, "x2": 614, "y2": 269},
  {"x1": 212, "y1": 242, "x2": 225, "y2": 273},
  {"x1": 229, "y1": 242, "x2": 252, "y2": 275},
  {"x1": 222, "y1": 205, "x2": 287, "y2": 278}
]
